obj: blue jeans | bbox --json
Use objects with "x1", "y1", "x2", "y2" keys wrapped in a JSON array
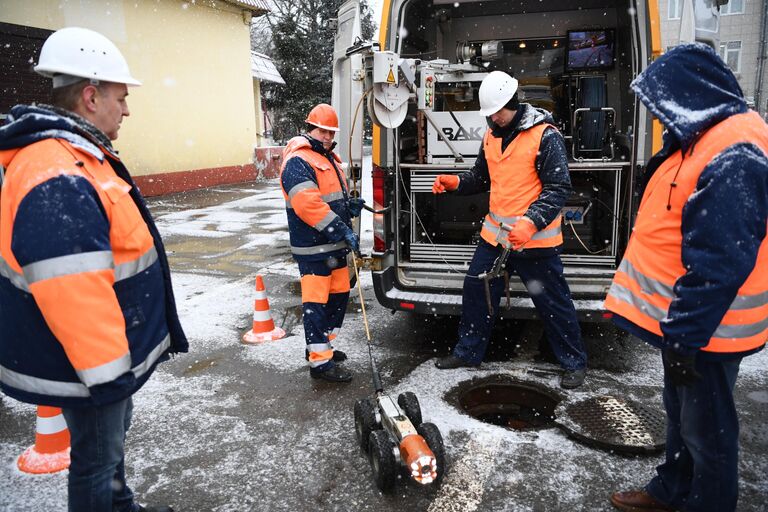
[
  {"x1": 453, "y1": 240, "x2": 586, "y2": 369},
  {"x1": 646, "y1": 353, "x2": 742, "y2": 512},
  {"x1": 62, "y1": 397, "x2": 138, "y2": 512}
]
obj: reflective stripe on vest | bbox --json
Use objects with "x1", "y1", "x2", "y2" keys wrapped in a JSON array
[
  {"x1": 0, "y1": 246, "x2": 158, "y2": 292},
  {"x1": 286, "y1": 190, "x2": 345, "y2": 209},
  {"x1": 483, "y1": 213, "x2": 563, "y2": 242},
  {"x1": 290, "y1": 241, "x2": 347, "y2": 256},
  {"x1": 0, "y1": 334, "x2": 171, "y2": 398},
  {"x1": 280, "y1": 137, "x2": 349, "y2": 256},
  {"x1": 605, "y1": 111, "x2": 768, "y2": 353},
  {"x1": 478, "y1": 125, "x2": 563, "y2": 249}
]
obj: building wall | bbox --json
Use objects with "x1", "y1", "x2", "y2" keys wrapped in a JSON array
[
  {"x1": 0, "y1": 0, "x2": 260, "y2": 194},
  {"x1": 659, "y1": 0, "x2": 768, "y2": 113},
  {"x1": 253, "y1": 78, "x2": 265, "y2": 146}
]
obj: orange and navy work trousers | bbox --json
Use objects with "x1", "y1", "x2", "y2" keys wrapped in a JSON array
[{"x1": 298, "y1": 258, "x2": 350, "y2": 372}]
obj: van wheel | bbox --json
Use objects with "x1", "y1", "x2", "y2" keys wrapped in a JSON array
[
  {"x1": 417, "y1": 422, "x2": 446, "y2": 484},
  {"x1": 397, "y1": 391, "x2": 422, "y2": 427},
  {"x1": 354, "y1": 398, "x2": 378, "y2": 453},
  {"x1": 369, "y1": 430, "x2": 397, "y2": 492}
]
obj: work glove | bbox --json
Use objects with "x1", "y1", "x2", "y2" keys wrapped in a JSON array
[
  {"x1": 349, "y1": 197, "x2": 365, "y2": 218},
  {"x1": 432, "y1": 174, "x2": 460, "y2": 194},
  {"x1": 663, "y1": 347, "x2": 702, "y2": 387},
  {"x1": 344, "y1": 230, "x2": 360, "y2": 255},
  {"x1": 507, "y1": 217, "x2": 538, "y2": 250}
]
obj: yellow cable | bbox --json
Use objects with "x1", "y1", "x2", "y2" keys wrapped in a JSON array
[{"x1": 352, "y1": 255, "x2": 371, "y2": 342}]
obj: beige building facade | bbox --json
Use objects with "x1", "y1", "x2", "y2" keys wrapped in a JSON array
[
  {"x1": 659, "y1": 0, "x2": 768, "y2": 114},
  {"x1": 0, "y1": 0, "x2": 279, "y2": 195}
]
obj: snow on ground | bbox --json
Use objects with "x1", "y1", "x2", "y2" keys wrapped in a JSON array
[{"x1": 2, "y1": 159, "x2": 766, "y2": 510}]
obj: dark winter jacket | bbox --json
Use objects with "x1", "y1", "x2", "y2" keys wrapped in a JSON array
[
  {"x1": 280, "y1": 135, "x2": 353, "y2": 263},
  {"x1": 0, "y1": 104, "x2": 188, "y2": 407},
  {"x1": 613, "y1": 43, "x2": 768, "y2": 360},
  {"x1": 457, "y1": 103, "x2": 572, "y2": 257}
]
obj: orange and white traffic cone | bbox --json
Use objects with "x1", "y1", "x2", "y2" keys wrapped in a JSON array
[
  {"x1": 17, "y1": 405, "x2": 71, "y2": 474},
  {"x1": 242, "y1": 275, "x2": 286, "y2": 344}
]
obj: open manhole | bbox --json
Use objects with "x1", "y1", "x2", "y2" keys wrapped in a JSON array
[
  {"x1": 457, "y1": 379, "x2": 560, "y2": 431},
  {"x1": 449, "y1": 375, "x2": 665, "y2": 454}
]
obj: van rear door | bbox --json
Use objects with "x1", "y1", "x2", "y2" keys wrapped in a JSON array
[{"x1": 332, "y1": 0, "x2": 364, "y2": 209}]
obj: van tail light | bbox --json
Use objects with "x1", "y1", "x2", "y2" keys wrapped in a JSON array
[{"x1": 372, "y1": 164, "x2": 386, "y2": 252}]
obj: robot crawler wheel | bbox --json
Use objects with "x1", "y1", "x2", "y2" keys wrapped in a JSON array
[
  {"x1": 368, "y1": 429, "x2": 397, "y2": 492},
  {"x1": 397, "y1": 391, "x2": 422, "y2": 427},
  {"x1": 417, "y1": 422, "x2": 446, "y2": 484},
  {"x1": 354, "y1": 398, "x2": 378, "y2": 453}
]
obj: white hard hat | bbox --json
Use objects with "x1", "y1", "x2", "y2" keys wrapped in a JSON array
[
  {"x1": 34, "y1": 27, "x2": 141, "y2": 87},
  {"x1": 478, "y1": 71, "x2": 518, "y2": 116}
]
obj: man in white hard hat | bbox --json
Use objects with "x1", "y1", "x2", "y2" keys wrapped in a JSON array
[
  {"x1": 0, "y1": 27, "x2": 186, "y2": 512},
  {"x1": 432, "y1": 70, "x2": 587, "y2": 389}
]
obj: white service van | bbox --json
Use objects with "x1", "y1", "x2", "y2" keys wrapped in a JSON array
[{"x1": 332, "y1": 0, "x2": 724, "y2": 321}]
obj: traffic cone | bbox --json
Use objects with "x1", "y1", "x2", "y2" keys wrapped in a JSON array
[
  {"x1": 17, "y1": 405, "x2": 71, "y2": 474},
  {"x1": 242, "y1": 275, "x2": 286, "y2": 344}
]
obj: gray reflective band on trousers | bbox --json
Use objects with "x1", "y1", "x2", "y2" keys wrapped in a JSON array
[
  {"x1": 307, "y1": 342, "x2": 333, "y2": 367},
  {"x1": 608, "y1": 277, "x2": 768, "y2": 340},
  {"x1": 0, "y1": 334, "x2": 171, "y2": 398},
  {"x1": 0, "y1": 246, "x2": 157, "y2": 292},
  {"x1": 290, "y1": 241, "x2": 347, "y2": 255}
]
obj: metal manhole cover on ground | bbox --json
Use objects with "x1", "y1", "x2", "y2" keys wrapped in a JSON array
[{"x1": 555, "y1": 395, "x2": 665, "y2": 454}]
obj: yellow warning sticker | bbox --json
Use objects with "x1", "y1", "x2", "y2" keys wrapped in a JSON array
[{"x1": 386, "y1": 68, "x2": 395, "y2": 84}]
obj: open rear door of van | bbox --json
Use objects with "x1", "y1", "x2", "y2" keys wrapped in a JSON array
[{"x1": 332, "y1": 0, "x2": 364, "y2": 206}]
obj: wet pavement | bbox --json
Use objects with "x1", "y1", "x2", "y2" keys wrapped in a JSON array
[{"x1": 1, "y1": 176, "x2": 767, "y2": 511}]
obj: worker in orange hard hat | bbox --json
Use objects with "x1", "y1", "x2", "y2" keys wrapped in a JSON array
[{"x1": 279, "y1": 103, "x2": 365, "y2": 383}]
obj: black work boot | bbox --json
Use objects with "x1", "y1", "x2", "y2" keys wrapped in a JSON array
[
  {"x1": 305, "y1": 349, "x2": 347, "y2": 362},
  {"x1": 311, "y1": 365, "x2": 353, "y2": 383},
  {"x1": 137, "y1": 506, "x2": 174, "y2": 512},
  {"x1": 560, "y1": 368, "x2": 586, "y2": 389},
  {"x1": 434, "y1": 355, "x2": 479, "y2": 370}
]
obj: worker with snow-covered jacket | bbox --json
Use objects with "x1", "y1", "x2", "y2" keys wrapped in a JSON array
[
  {"x1": 0, "y1": 27, "x2": 186, "y2": 512},
  {"x1": 606, "y1": 43, "x2": 768, "y2": 512},
  {"x1": 432, "y1": 71, "x2": 587, "y2": 389},
  {"x1": 280, "y1": 103, "x2": 363, "y2": 383}
]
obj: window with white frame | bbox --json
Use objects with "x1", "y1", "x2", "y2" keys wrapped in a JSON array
[
  {"x1": 721, "y1": 0, "x2": 745, "y2": 15},
  {"x1": 668, "y1": 0, "x2": 683, "y2": 19},
  {"x1": 720, "y1": 41, "x2": 742, "y2": 72}
]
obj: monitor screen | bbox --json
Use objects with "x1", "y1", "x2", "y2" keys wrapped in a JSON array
[{"x1": 566, "y1": 30, "x2": 615, "y2": 71}]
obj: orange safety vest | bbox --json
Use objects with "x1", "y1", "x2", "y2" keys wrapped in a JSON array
[
  {"x1": 280, "y1": 137, "x2": 347, "y2": 199},
  {"x1": 279, "y1": 136, "x2": 350, "y2": 258},
  {"x1": 1, "y1": 137, "x2": 177, "y2": 406},
  {"x1": 479, "y1": 124, "x2": 564, "y2": 249},
  {"x1": 605, "y1": 111, "x2": 768, "y2": 353}
]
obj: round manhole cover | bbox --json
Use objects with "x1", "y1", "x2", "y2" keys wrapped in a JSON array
[{"x1": 555, "y1": 395, "x2": 665, "y2": 454}]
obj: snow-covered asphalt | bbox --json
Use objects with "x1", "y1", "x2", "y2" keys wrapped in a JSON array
[{"x1": 1, "y1": 160, "x2": 766, "y2": 511}]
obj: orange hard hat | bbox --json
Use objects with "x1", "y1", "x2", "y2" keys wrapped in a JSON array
[{"x1": 305, "y1": 103, "x2": 340, "y2": 132}]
